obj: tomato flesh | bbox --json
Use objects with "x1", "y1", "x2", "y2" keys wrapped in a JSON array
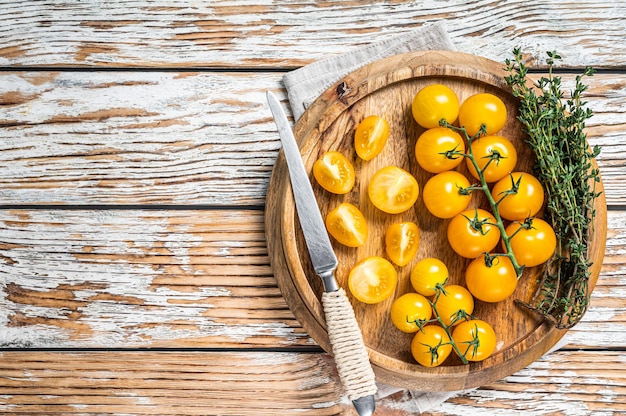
[
  {"x1": 325, "y1": 202, "x2": 368, "y2": 247},
  {"x1": 354, "y1": 115, "x2": 390, "y2": 161},
  {"x1": 385, "y1": 222, "x2": 420, "y2": 267},
  {"x1": 313, "y1": 151, "x2": 355, "y2": 194},
  {"x1": 348, "y1": 256, "x2": 398, "y2": 304},
  {"x1": 368, "y1": 166, "x2": 419, "y2": 214}
]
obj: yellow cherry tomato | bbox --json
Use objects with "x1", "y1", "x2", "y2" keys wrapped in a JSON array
[
  {"x1": 433, "y1": 285, "x2": 474, "y2": 326},
  {"x1": 313, "y1": 151, "x2": 355, "y2": 194},
  {"x1": 412, "y1": 84, "x2": 460, "y2": 129},
  {"x1": 325, "y1": 202, "x2": 368, "y2": 247},
  {"x1": 422, "y1": 171, "x2": 473, "y2": 219},
  {"x1": 466, "y1": 134, "x2": 518, "y2": 183},
  {"x1": 411, "y1": 325, "x2": 453, "y2": 367},
  {"x1": 492, "y1": 172, "x2": 545, "y2": 221},
  {"x1": 505, "y1": 218, "x2": 557, "y2": 267},
  {"x1": 385, "y1": 222, "x2": 420, "y2": 267},
  {"x1": 459, "y1": 92, "x2": 507, "y2": 137},
  {"x1": 447, "y1": 209, "x2": 501, "y2": 259},
  {"x1": 368, "y1": 166, "x2": 419, "y2": 214},
  {"x1": 452, "y1": 319, "x2": 497, "y2": 362},
  {"x1": 348, "y1": 256, "x2": 398, "y2": 304},
  {"x1": 465, "y1": 254, "x2": 518, "y2": 303},
  {"x1": 354, "y1": 115, "x2": 390, "y2": 161},
  {"x1": 390, "y1": 293, "x2": 432, "y2": 333},
  {"x1": 410, "y1": 258, "x2": 449, "y2": 297},
  {"x1": 415, "y1": 127, "x2": 466, "y2": 173}
]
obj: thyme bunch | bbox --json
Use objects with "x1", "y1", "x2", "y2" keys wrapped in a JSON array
[{"x1": 504, "y1": 49, "x2": 602, "y2": 328}]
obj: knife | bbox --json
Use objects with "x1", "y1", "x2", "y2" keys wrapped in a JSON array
[{"x1": 266, "y1": 91, "x2": 377, "y2": 416}]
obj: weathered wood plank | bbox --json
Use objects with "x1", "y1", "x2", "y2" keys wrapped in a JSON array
[
  {"x1": 0, "y1": 72, "x2": 624, "y2": 206},
  {"x1": 1, "y1": 0, "x2": 625, "y2": 69},
  {"x1": 0, "y1": 209, "x2": 623, "y2": 349},
  {"x1": 0, "y1": 209, "x2": 314, "y2": 348},
  {"x1": 0, "y1": 350, "x2": 623, "y2": 415}
]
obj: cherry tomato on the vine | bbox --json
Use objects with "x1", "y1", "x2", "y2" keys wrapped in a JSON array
[
  {"x1": 325, "y1": 202, "x2": 368, "y2": 247},
  {"x1": 447, "y1": 209, "x2": 501, "y2": 259},
  {"x1": 415, "y1": 127, "x2": 466, "y2": 173},
  {"x1": 492, "y1": 172, "x2": 545, "y2": 221},
  {"x1": 452, "y1": 319, "x2": 497, "y2": 362},
  {"x1": 385, "y1": 222, "x2": 420, "y2": 267},
  {"x1": 411, "y1": 325, "x2": 453, "y2": 367},
  {"x1": 433, "y1": 285, "x2": 474, "y2": 327},
  {"x1": 410, "y1": 258, "x2": 449, "y2": 297},
  {"x1": 313, "y1": 151, "x2": 355, "y2": 194},
  {"x1": 505, "y1": 218, "x2": 557, "y2": 267},
  {"x1": 423, "y1": 170, "x2": 473, "y2": 219},
  {"x1": 458, "y1": 93, "x2": 507, "y2": 137},
  {"x1": 390, "y1": 293, "x2": 432, "y2": 333},
  {"x1": 412, "y1": 84, "x2": 460, "y2": 129},
  {"x1": 465, "y1": 254, "x2": 518, "y2": 303},
  {"x1": 466, "y1": 135, "x2": 518, "y2": 183},
  {"x1": 354, "y1": 115, "x2": 390, "y2": 161},
  {"x1": 348, "y1": 256, "x2": 398, "y2": 304},
  {"x1": 368, "y1": 166, "x2": 419, "y2": 214}
]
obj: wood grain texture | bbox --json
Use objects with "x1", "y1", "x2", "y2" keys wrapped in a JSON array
[
  {"x1": 0, "y1": 209, "x2": 314, "y2": 348},
  {"x1": 1, "y1": 0, "x2": 626, "y2": 69},
  {"x1": 0, "y1": 208, "x2": 623, "y2": 350},
  {"x1": 0, "y1": 350, "x2": 623, "y2": 415},
  {"x1": 0, "y1": 72, "x2": 624, "y2": 206}
]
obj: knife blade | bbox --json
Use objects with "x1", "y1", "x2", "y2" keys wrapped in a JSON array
[{"x1": 266, "y1": 91, "x2": 377, "y2": 416}]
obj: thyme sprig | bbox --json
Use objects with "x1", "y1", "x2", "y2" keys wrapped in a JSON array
[{"x1": 504, "y1": 48, "x2": 601, "y2": 329}]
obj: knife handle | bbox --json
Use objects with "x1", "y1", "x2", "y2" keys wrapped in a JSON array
[{"x1": 322, "y1": 287, "x2": 377, "y2": 408}]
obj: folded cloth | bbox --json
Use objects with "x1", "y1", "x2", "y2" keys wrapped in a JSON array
[
  {"x1": 283, "y1": 20, "x2": 454, "y2": 120},
  {"x1": 280, "y1": 21, "x2": 568, "y2": 413}
]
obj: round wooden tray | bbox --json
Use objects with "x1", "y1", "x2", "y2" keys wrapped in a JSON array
[{"x1": 266, "y1": 50, "x2": 607, "y2": 391}]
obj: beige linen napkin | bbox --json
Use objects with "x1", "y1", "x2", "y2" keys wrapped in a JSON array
[{"x1": 281, "y1": 20, "x2": 567, "y2": 413}]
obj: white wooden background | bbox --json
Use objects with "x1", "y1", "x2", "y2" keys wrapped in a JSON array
[{"x1": 0, "y1": 1, "x2": 625, "y2": 414}]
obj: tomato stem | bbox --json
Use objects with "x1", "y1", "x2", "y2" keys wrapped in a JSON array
[{"x1": 442, "y1": 121, "x2": 525, "y2": 279}]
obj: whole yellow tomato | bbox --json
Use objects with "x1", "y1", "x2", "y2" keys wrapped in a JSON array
[
  {"x1": 452, "y1": 319, "x2": 497, "y2": 362},
  {"x1": 411, "y1": 325, "x2": 453, "y2": 367},
  {"x1": 459, "y1": 93, "x2": 507, "y2": 137},
  {"x1": 415, "y1": 127, "x2": 466, "y2": 173},
  {"x1": 412, "y1": 84, "x2": 460, "y2": 129},
  {"x1": 390, "y1": 293, "x2": 432, "y2": 333}
]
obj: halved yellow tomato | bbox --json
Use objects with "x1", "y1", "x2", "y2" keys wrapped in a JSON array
[
  {"x1": 313, "y1": 151, "x2": 355, "y2": 194},
  {"x1": 325, "y1": 202, "x2": 368, "y2": 247},
  {"x1": 368, "y1": 166, "x2": 419, "y2": 214},
  {"x1": 385, "y1": 222, "x2": 420, "y2": 267},
  {"x1": 348, "y1": 256, "x2": 398, "y2": 304},
  {"x1": 354, "y1": 115, "x2": 390, "y2": 161}
]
